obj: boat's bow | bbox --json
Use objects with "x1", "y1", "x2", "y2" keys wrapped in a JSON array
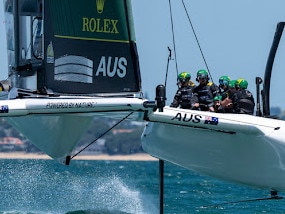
[{"x1": 142, "y1": 106, "x2": 285, "y2": 191}]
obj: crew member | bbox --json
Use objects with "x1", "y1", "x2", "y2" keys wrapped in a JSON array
[
  {"x1": 221, "y1": 80, "x2": 237, "y2": 113},
  {"x1": 218, "y1": 75, "x2": 231, "y2": 100},
  {"x1": 170, "y1": 72, "x2": 198, "y2": 109},
  {"x1": 193, "y1": 69, "x2": 219, "y2": 111},
  {"x1": 213, "y1": 95, "x2": 225, "y2": 113},
  {"x1": 233, "y1": 78, "x2": 255, "y2": 114}
]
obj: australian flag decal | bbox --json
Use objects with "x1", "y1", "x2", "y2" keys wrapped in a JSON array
[
  {"x1": 204, "y1": 116, "x2": 218, "y2": 125},
  {"x1": 0, "y1": 105, "x2": 9, "y2": 113}
]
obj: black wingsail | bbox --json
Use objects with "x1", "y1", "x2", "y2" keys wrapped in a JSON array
[
  {"x1": 43, "y1": 0, "x2": 141, "y2": 95},
  {"x1": 1, "y1": 0, "x2": 145, "y2": 162}
]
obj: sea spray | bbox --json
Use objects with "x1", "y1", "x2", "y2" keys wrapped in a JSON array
[{"x1": 0, "y1": 159, "x2": 158, "y2": 214}]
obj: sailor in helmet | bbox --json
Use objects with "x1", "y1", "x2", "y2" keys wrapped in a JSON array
[
  {"x1": 218, "y1": 75, "x2": 231, "y2": 100},
  {"x1": 221, "y1": 79, "x2": 237, "y2": 113},
  {"x1": 193, "y1": 69, "x2": 219, "y2": 111},
  {"x1": 170, "y1": 72, "x2": 198, "y2": 109},
  {"x1": 222, "y1": 79, "x2": 255, "y2": 114},
  {"x1": 233, "y1": 78, "x2": 255, "y2": 114}
]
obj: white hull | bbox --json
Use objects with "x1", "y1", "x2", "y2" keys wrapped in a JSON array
[
  {"x1": 6, "y1": 114, "x2": 92, "y2": 162},
  {"x1": 0, "y1": 96, "x2": 147, "y2": 116},
  {"x1": 142, "y1": 106, "x2": 285, "y2": 191},
  {"x1": 0, "y1": 96, "x2": 147, "y2": 162}
]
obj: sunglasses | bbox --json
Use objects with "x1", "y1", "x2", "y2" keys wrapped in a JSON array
[{"x1": 219, "y1": 80, "x2": 228, "y2": 85}]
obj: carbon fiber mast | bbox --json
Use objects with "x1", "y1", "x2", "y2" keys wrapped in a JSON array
[{"x1": 263, "y1": 22, "x2": 285, "y2": 116}]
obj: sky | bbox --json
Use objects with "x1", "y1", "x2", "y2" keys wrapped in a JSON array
[{"x1": 1, "y1": 1, "x2": 285, "y2": 109}]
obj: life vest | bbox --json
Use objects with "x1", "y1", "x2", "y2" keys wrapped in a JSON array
[
  {"x1": 194, "y1": 82, "x2": 218, "y2": 106},
  {"x1": 170, "y1": 86, "x2": 197, "y2": 109}
]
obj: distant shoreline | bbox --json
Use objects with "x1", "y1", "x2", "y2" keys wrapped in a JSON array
[{"x1": 0, "y1": 152, "x2": 158, "y2": 161}]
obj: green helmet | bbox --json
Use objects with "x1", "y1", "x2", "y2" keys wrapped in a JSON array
[
  {"x1": 236, "y1": 78, "x2": 248, "y2": 89},
  {"x1": 196, "y1": 69, "x2": 209, "y2": 80},
  {"x1": 178, "y1": 72, "x2": 191, "y2": 83},
  {"x1": 228, "y1": 80, "x2": 237, "y2": 89},
  {"x1": 213, "y1": 95, "x2": 222, "y2": 101},
  {"x1": 219, "y1": 76, "x2": 231, "y2": 86}
]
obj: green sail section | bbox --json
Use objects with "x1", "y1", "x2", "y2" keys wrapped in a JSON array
[
  {"x1": 48, "y1": 0, "x2": 130, "y2": 42},
  {"x1": 44, "y1": 0, "x2": 141, "y2": 94}
]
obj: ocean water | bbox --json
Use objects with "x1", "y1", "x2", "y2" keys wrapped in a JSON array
[{"x1": 0, "y1": 159, "x2": 284, "y2": 214}]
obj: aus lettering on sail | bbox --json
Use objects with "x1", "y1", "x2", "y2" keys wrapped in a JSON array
[{"x1": 96, "y1": 56, "x2": 127, "y2": 78}]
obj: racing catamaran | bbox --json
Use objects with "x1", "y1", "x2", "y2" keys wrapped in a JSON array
[{"x1": 2, "y1": 0, "x2": 285, "y2": 196}]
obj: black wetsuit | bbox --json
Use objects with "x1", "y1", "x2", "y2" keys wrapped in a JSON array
[
  {"x1": 230, "y1": 89, "x2": 255, "y2": 114},
  {"x1": 170, "y1": 86, "x2": 198, "y2": 109},
  {"x1": 193, "y1": 82, "x2": 219, "y2": 111}
]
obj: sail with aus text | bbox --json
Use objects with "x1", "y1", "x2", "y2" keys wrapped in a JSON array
[
  {"x1": 5, "y1": 0, "x2": 141, "y2": 96},
  {"x1": 44, "y1": 0, "x2": 141, "y2": 95},
  {"x1": 0, "y1": 0, "x2": 147, "y2": 162}
]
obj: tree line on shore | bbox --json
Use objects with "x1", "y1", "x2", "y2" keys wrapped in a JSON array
[{"x1": 0, "y1": 117, "x2": 146, "y2": 155}]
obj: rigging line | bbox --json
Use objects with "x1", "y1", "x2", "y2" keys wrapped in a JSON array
[
  {"x1": 181, "y1": 0, "x2": 213, "y2": 82},
  {"x1": 70, "y1": 111, "x2": 134, "y2": 159},
  {"x1": 168, "y1": 0, "x2": 179, "y2": 79},
  {"x1": 164, "y1": 47, "x2": 172, "y2": 87}
]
